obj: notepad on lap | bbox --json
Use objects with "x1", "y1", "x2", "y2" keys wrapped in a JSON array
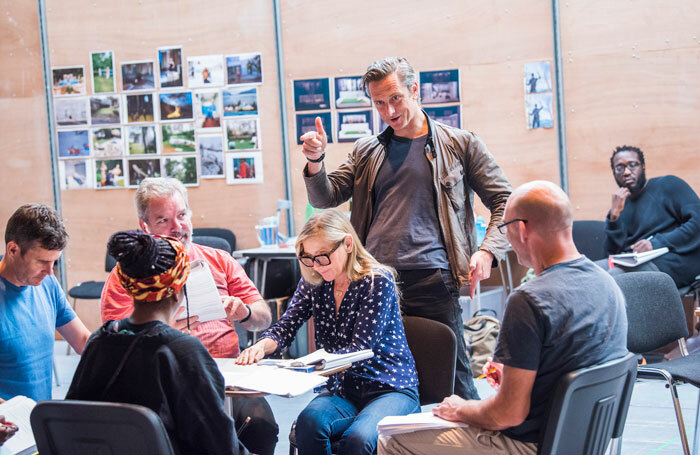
[
  {"x1": 377, "y1": 411, "x2": 469, "y2": 437},
  {"x1": 181, "y1": 259, "x2": 227, "y2": 323},
  {"x1": 0, "y1": 396, "x2": 37, "y2": 455},
  {"x1": 610, "y1": 247, "x2": 669, "y2": 268}
]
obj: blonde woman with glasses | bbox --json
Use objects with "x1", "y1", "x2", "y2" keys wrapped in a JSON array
[{"x1": 237, "y1": 209, "x2": 419, "y2": 455}]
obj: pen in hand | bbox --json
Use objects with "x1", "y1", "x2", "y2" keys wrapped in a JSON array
[
  {"x1": 236, "y1": 416, "x2": 251, "y2": 437},
  {"x1": 476, "y1": 367, "x2": 497, "y2": 380}
]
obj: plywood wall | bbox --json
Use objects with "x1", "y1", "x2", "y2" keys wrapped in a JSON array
[{"x1": 2, "y1": 0, "x2": 699, "y2": 330}]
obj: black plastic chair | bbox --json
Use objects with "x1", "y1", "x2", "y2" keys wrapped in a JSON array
[
  {"x1": 539, "y1": 352, "x2": 637, "y2": 455},
  {"x1": 288, "y1": 316, "x2": 457, "y2": 454},
  {"x1": 572, "y1": 220, "x2": 607, "y2": 261},
  {"x1": 614, "y1": 271, "x2": 700, "y2": 455},
  {"x1": 193, "y1": 227, "x2": 236, "y2": 252},
  {"x1": 30, "y1": 400, "x2": 175, "y2": 455},
  {"x1": 193, "y1": 235, "x2": 232, "y2": 254}
]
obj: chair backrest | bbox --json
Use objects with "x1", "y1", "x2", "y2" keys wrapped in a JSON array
[
  {"x1": 193, "y1": 235, "x2": 233, "y2": 254},
  {"x1": 402, "y1": 316, "x2": 456, "y2": 405},
  {"x1": 539, "y1": 352, "x2": 637, "y2": 455},
  {"x1": 572, "y1": 220, "x2": 607, "y2": 261},
  {"x1": 614, "y1": 271, "x2": 688, "y2": 353},
  {"x1": 30, "y1": 400, "x2": 175, "y2": 455},
  {"x1": 193, "y1": 227, "x2": 236, "y2": 252}
]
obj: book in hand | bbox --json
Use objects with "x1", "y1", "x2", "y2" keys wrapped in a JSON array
[
  {"x1": 180, "y1": 259, "x2": 227, "y2": 323},
  {"x1": 257, "y1": 348, "x2": 374, "y2": 372},
  {"x1": 377, "y1": 411, "x2": 469, "y2": 437},
  {"x1": 610, "y1": 247, "x2": 669, "y2": 268},
  {"x1": 0, "y1": 396, "x2": 37, "y2": 455}
]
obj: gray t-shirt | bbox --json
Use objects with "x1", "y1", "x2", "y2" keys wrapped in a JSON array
[
  {"x1": 494, "y1": 256, "x2": 628, "y2": 444},
  {"x1": 364, "y1": 134, "x2": 449, "y2": 270}
]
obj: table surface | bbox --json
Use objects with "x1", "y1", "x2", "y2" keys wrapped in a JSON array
[{"x1": 232, "y1": 245, "x2": 296, "y2": 259}]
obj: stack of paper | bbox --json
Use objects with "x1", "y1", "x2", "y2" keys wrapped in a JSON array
[
  {"x1": 0, "y1": 396, "x2": 37, "y2": 455},
  {"x1": 181, "y1": 260, "x2": 227, "y2": 323},
  {"x1": 220, "y1": 366, "x2": 327, "y2": 398},
  {"x1": 610, "y1": 247, "x2": 669, "y2": 267},
  {"x1": 257, "y1": 348, "x2": 374, "y2": 372},
  {"x1": 377, "y1": 412, "x2": 469, "y2": 437}
]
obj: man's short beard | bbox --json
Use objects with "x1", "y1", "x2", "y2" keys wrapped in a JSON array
[{"x1": 616, "y1": 170, "x2": 647, "y2": 195}]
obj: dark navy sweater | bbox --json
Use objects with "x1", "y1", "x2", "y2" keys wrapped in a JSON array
[{"x1": 605, "y1": 175, "x2": 700, "y2": 287}]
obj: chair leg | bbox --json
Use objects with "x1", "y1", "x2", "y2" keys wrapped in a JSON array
[
  {"x1": 609, "y1": 436, "x2": 622, "y2": 455},
  {"x1": 667, "y1": 378, "x2": 692, "y2": 455},
  {"x1": 692, "y1": 388, "x2": 700, "y2": 455}
]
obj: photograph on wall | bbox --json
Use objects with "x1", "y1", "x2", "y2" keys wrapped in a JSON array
[
  {"x1": 523, "y1": 61, "x2": 552, "y2": 94},
  {"x1": 225, "y1": 152, "x2": 262, "y2": 184},
  {"x1": 52, "y1": 66, "x2": 86, "y2": 96},
  {"x1": 225, "y1": 117, "x2": 260, "y2": 150},
  {"x1": 225, "y1": 53, "x2": 262, "y2": 85},
  {"x1": 59, "y1": 159, "x2": 92, "y2": 190},
  {"x1": 90, "y1": 51, "x2": 115, "y2": 93},
  {"x1": 198, "y1": 133, "x2": 224, "y2": 178},
  {"x1": 295, "y1": 112, "x2": 333, "y2": 145},
  {"x1": 161, "y1": 123, "x2": 195, "y2": 153},
  {"x1": 334, "y1": 76, "x2": 371, "y2": 109},
  {"x1": 89, "y1": 95, "x2": 120, "y2": 125},
  {"x1": 127, "y1": 158, "x2": 161, "y2": 187},
  {"x1": 158, "y1": 46, "x2": 184, "y2": 89},
  {"x1": 54, "y1": 98, "x2": 88, "y2": 127},
  {"x1": 187, "y1": 55, "x2": 224, "y2": 88},
  {"x1": 337, "y1": 110, "x2": 373, "y2": 142},
  {"x1": 194, "y1": 90, "x2": 222, "y2": 129},
  {"x1": 57, "y1": 129, "x2": 90, "y2": 157},
  {"x1": 121, "y1": 61, "x2": 156, "y2": 91},
  {"x1": 525, "y1": 93, "x2": 554, "y2": 129},
  {"x1": 293, "y1": 78, "x2": 331, "y2": 111},
  {"x1": 419, "y1": 69, "x2": 460, "y2": 104},
  {"x1": 95, "y1": 158, "x2": 125, "y2": 188},
  {"x1": 91, "y1": 127, "x2": 123, "y2": 157},
  {"x1": 126, "y1": 125, "x2": 158, "y2": 154},
  {"x1": 164, "y1": 155, "x2": 198, "y2": 186},
  {"x1": 222, "y1": 87, "x2": 258, "y2": 117},
  {"x1": 124, "y1": 93, "x2": 155, "y2": 123},
  {"x1": 159, "y1": 91, "x2": 193, "y2": 121},
  {"x1": 424, "y1": 105, "x2": 461, "y2": 128}
]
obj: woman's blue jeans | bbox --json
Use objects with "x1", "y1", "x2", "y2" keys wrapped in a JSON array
[{"x1": 295, "y1": 385, "x2": 420, "y2": 455}]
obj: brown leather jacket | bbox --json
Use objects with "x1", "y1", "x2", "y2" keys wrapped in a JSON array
[{"x1": 303, "y1": 113, "x2": 512, "y2": 287}]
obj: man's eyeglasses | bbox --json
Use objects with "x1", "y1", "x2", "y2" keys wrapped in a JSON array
[
  {"x1": 298, "y1": 240, "x2": 344, "y2": 267},
  {"x1": 613, "y1": 161, "x2": 641, "y2": 174},
  {"x1": 497, "y1": 218, "x2": 527, "y2": 235}
]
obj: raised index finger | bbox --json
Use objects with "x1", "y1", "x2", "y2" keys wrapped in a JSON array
[{"x1": 315, "y1": 116, "x2": 326, "y2": 137}]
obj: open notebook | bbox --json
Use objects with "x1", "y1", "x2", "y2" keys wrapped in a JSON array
[
  {"x1": 0, "y1": 396, "x2": 36, "y2": 455},
  {"x1": 215, "y1": 359, "x2": 328, "y2": 398},
  {"x1": 257, "y1": 348, "x2": 374, "y2": 372},
  {"x1": 610, "y1": 247, "x2": 669, "y2": 268}
]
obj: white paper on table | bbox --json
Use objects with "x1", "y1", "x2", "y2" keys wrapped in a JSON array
[
  {"x1": 377, "y1": 411, "x2": 469, "y2": 437},
  {"x1": 219, "y1": 364, "x2": 328, "y2": 398},
  {"x1": 180, "y1": 259, "x2": 227, "y2": 323},
  {"x1": 0, "y1": 396, "x2": 37, "y2": 455}
]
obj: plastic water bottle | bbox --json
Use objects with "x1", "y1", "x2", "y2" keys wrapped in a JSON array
[{"x1": 476, "y1": 216, "x2": 487, "y2": 247}]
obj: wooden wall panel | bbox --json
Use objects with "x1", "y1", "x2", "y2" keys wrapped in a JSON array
[
  {"x1": 561, "y1": 1, "x2": 700, "y2": 219},
  {"x1": 43, "y1": 0, "x2": 286, "y2": 329},
  {"x1": 280, "y1": 0, "x2": 559, "y2": 228}
]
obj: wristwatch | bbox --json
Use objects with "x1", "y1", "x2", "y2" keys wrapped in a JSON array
[
  {"x1": 240, "y1": 304, "x2": 252, "y2": 323},
  {"x1": 306, "y1": 152, "x2": 325, "y2": 163}
]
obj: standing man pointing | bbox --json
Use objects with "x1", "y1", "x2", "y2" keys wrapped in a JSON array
[{"x1": 300, "y1": 57, "x2": 512, "y2": 399}]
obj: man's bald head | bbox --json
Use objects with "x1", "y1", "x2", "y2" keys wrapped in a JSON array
[{"x1": 507, "y1": 181, "x2": 573, "y2": 233}]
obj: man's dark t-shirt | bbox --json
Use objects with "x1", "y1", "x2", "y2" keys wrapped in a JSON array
[{"x1": 493, "y1": 256, "x2": 628, "y2": 444}]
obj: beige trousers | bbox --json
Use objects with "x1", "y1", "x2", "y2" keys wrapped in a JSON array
[{"x1": 378, "y1": 426, "x2": 538, "y2": 455}]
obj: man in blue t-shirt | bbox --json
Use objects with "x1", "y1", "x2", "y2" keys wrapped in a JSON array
[
  {"x1": 0, "y1": 204, "x2": 91, "y2": 404},
  {"x1": 379, "y1": 181, "x2": 628, "y2": 455}
]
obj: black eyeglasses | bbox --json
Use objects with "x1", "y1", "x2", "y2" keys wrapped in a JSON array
[
  {"x1": 298, "y1": 240, "x2": 344, "y2": 267},
  {"x1": 497, "y1": 218, "x2": 527, "y2": 234},
  {"x1": 613, "y1": 161, "x2": 641, "y2": 174}
]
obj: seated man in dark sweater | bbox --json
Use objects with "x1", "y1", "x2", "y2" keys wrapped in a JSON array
[
  {"x1": 605, "y1": 145, "x2": 700, "y2": 288},
  {"x1": 67, "y1": 231, "x2": 248, "y2": 455}
]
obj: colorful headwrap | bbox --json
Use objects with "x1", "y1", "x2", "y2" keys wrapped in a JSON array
[{"x1": 109, "y1": 231, "x2": 190, "y2": 303}]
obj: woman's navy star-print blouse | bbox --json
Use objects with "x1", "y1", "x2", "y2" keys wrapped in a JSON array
[{"x1": 261, "y1": 270, "x2": 418, "y2": 394}]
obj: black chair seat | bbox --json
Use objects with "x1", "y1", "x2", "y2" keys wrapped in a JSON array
[
  {"x1": 68, "y1": 280, "x2": 105, "y2": 299},
  {"x1": 639, "y1": 353, "x2": 700, "y2": 388}
]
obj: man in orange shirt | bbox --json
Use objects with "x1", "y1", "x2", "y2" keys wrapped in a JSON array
[{"x1": 100, "y1": 177, "x2": 277, "y2": 455}]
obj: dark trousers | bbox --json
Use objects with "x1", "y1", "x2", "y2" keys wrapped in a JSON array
[
  {"x1": 231, "y1": 396, "x2": 279, "y2": 455},
  {"x1": 396, "y1": 268, "x2": 480, "y2": 400}
]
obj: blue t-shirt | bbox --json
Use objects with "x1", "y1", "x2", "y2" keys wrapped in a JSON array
[{"x1": 0, "y1": 274, "x2": 76, "y2": 401}]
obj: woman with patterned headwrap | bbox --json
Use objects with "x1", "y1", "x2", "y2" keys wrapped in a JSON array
[{"x1": 66, "y1": 230, "x2": 249, "y2": 455}]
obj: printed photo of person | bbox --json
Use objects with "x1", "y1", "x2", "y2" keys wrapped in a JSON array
[
  {"x1": 523, "y1": 61, "x2": 552, "y2": 94},
  {"x1": 225, "y1": 53, "x2": 262, "y2": 85},
  {"x1": 52, "y1": 66, "x2": 86, "y2": 96},
  {"x1": 91, "y1": 51, "x2": 116, "y2": 93},
  {"x1": 188, "y1": 55, "x2": 225, "y2": 88},
  {"x1": 158, "y1": 46, "x2": 184, "y2": 88},
  {"x1": 525, "y1": 93, "x2": 554, "y2": 129},
  {"x1": 95, "y1": 158, "x2": 125, "y2": 188},
  {"x1": 121, "y1": 61, "x2": 156, "y2": 91},
  {"x1": 225, "y1": 152, "x2": 263, "y2": 184}
]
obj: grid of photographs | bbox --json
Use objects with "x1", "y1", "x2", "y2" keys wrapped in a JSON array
[
  {"x1": 52, "y1": 50, "x2": 264, "y2": 189},
  {"x1": 419, "y1": 69, "x2": 462, "y2": 129}
]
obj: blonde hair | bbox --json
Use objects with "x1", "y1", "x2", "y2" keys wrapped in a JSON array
[{"x1": 296, "y1": 209, "x2": 398, "y2": 293}]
